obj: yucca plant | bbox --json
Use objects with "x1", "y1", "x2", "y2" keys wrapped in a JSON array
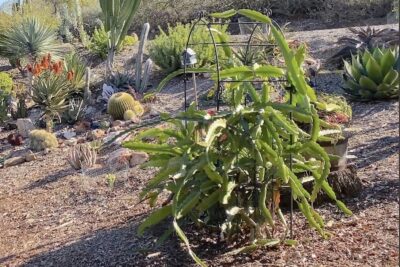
[
  {"x1": 331, "y1": 26, "x2": 399, "y2": 64},
  {"x1": 125, "y1": 9, "x2": 351, "y2": 266},
  {"x1": 99, "y1": 0, "x2": 142, "y2": 76},
  {"x1": 343, "y1": 46, "x2": 399, "y2": 100},
  {"x1": 0, "y1": 18, "x2": 62, "y2": 73}
]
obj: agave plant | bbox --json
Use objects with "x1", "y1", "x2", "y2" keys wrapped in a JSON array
[
  {"x1": 343, "y1": 46, "x2": 399, "y2": 100},
  {"x1": 0, "y1": 18, "x2": 62, "y2": 73},
  {"x1": 331, "y1": 26, "x2": 399, "y2": 63}
]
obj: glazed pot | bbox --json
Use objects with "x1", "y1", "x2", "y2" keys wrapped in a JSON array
[{"x1": 318, "y1": 137, "x2": 349, "y2": 171}]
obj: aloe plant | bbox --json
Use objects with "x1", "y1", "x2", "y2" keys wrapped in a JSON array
[
  {"x1": 124, "y1": 9, "x2": 352, "y2": 266},
  {"x1": 99, "y1": 0, "x2": 142, "y2": 76},
  {"x1": 343, "y1": 46, "x2": 399, "y2": 100}
]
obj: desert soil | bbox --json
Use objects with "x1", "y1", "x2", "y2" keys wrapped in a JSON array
[{"x1": 0, "y1": 23, "x2": 399, "y2": 266}]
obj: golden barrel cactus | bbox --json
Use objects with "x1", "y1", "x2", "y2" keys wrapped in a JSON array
[
  {"x1": 107, "y1": 92, "x2": 144, "y2": 120},
  {"x1": 29, "y1": 129, "x2": 58, "y2": 151}
]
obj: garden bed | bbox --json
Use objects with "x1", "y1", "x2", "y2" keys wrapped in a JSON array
[{"x1": 0, "y1": 23, "x2": 398, "y2": 266}]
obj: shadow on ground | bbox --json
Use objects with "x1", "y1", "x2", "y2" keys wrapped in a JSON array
[{"x1": 23, "y1": 168, "x2": 75, "y2": 191}]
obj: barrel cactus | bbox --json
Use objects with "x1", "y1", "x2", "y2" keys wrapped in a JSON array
[
  {"x1": 107, "y1": 92, "x2": 144, "y2": 120},
  {"x1": 123, "y1": 110, "x2": 136, "y2": 121},
  {"x1": 67, "y1": 144, "x2": 97, "y2": 170},
  {"x1": 29, "y1": 129, "x2": 58, "y2": 151},
  {"x1": 343, "y1": 46, "x2": 399, "y2": 100}
]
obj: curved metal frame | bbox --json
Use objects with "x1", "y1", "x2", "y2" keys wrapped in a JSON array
[{"x1": 183, "y1": 12, "x2": 294, "y2": 239}]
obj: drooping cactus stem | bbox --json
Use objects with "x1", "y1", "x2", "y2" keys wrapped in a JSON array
[{"x1": 135, "y1": 23, "x2": 150, "y2": 90}]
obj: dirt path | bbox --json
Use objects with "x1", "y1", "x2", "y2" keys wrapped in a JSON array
[{"x1": 0, "y1": 25, "x2": 399, "y2": 266}]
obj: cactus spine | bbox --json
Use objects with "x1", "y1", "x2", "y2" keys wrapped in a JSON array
[
  {"x1": 84, "y1": 67, "x2": 92, "y2": 104},
  {"x1": 135, "y1": 23, "x2": 152, "y2": 93}
]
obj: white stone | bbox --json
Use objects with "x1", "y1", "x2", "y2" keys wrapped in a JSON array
[
  {"x1": 16, "y1": 118, "x2": 35, "y2": 138},
  {"x1": 63, "y1": 130, "x2": 77, "y2": 140}
]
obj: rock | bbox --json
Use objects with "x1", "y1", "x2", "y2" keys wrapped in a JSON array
[
  {"x1": 149, "y1": 110, "x2": 159, "y2": 117},
  {"x1": 85, "y1": 106, "x2": 97, "y2": 116},
  {"x1": 25, "y1": 150, "x2": 36, "y2": 162},
  {"x1": 87, "y1": 129, "x2": 106, "y2": 141},
  {"x1": 43, "y1": 148, "x2": 51, "y2": 155},
  {"x1": 64, "y1": 138, "x2": 78, "y2": 146},
  {"x1": 129, "y1": 152, "x2": 149, "y2": 167},
  {"x1": 112, "y1": 120, "x2": 124, "y2": 127},
  {"x1": 4, "y1": 156, "x2": 26, "y2": 167},
  {"x1": 74, "y1": 121, "x2": 91, "y2": 134},
  {"x1": 63, "y1": 130, "x2": 77, "y2": 140},
  {"x1": 110, "y1": 126, "x2": 121, "y2": 132},
  {"x1": 102, "y1": 83, "x2": 114, "y2": 101},
  {"x1": 107, "y1": 148, "x2": 133, "y2": 170},
  {"x1": 16, "y1": 118, "x2": 35, "y2": 138}
]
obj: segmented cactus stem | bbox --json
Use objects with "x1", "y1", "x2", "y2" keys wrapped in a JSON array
[
  {"x1": 140, "y1": 58, "x2": 153, "y2": 93},
  {"x1": 135, "y1": 23, "x2": 150, "y2": 90}
]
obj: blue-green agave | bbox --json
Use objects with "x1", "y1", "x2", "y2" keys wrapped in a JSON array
[{"x1": 343, "y1": 46, "x2": 399, "y2": 100}]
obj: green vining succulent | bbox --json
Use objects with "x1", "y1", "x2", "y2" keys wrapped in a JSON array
[
  {"x1": 107, "y1": 92, "x2": 144, "y2": 120},
  {"x1": 124, "y1": 9, "x2": 352, "y2": 266},
  {"x1": 343, "y1": 46, "x2": 399, "y2": 100}
]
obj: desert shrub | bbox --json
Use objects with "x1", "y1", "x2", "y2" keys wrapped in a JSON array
[
  {"x1": 29, "y1": 130, "x2": 58, "y2": 151},
  {"x1": 89, "y1": 25, "x2": 138, "y2": 60},
  {"x1": 0, "y1": 72, "x2": 13, "y2": 123},
  {"x1": 149, "y1": 22, "x2": 230, "y2": 73}
]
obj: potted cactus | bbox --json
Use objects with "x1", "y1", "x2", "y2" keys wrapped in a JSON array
[{"x1": 342, "y1": 46, "x2": 399, "y2": 100}]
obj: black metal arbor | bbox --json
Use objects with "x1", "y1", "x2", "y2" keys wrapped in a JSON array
[{"x1": 182, "y1": 12, "x2": 295, "y2": 238}]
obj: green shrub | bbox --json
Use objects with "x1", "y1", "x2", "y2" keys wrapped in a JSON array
[
  {"x1": 89, "y1": 25, "x2": 139, "y2": 59},
  {"x1": 0, "y1": 72, "x2": 13, "y2": 123},
  {"x1": 64, "y1": 52, "x2": 87, "y2": 92},
  {"x1": 29, "y1": 129, "x2": 58, "y2": 151},
  {"x1": 0, "y1": 72, "x2": 13, "y2": 94},
  {"x1": 149, "y1": 22, "x2": 230, "y2": 73}
]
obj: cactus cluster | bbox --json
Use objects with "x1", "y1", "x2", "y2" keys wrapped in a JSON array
[
  {"x1": 29, "y1": 130, "x2": 58, "y2": 151},
  {"x1": 343, "y1": 46, "x2": 399, "y2": 100},
  {"x1": 123, "y1": 110, "x2": 136, "y2": 121},
  {"x1": 107, "y1": 92, "x2": 144, "y2": 120},
  {"x1": 67, "y1": 144, "x2": 97, "y2": 170}
]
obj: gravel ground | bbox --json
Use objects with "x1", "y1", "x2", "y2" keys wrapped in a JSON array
[{"x1": 0, "y1": 23, "x2": 398, "y2": 266}]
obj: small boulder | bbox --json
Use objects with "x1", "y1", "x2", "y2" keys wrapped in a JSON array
[
  {"x1": 25, "y1": 150, "x2": 36, "y2": 162},
  {"x1": 4, "y1": 156, "x2": 26, "y2": 167},
  {"x1": 107, "y1": 148, "x2": 132, "y2": 170},
  {"x1": 129, "y1": 152, "x2": 149, "y2": 167},
  {"x1": 87, "y1": 129, "x2": 106, "y2": 141},
  {"x1": 112, "y1": 120, "x2": 124, "y2": 127},
  {"x1": 16, "y1": 118, "x2": 35, "y2": 138},
  {"x1": 63, "y1": 130, "x2": 77, "y2": 140}
]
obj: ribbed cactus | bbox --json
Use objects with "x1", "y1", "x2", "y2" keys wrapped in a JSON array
[
  {"x1": 29, "y1": 130, "x2": 58, "y2": 151},
  {"x1": 99, "y1": 0, "x2": 142, "y2": 76},
  {"x1": 135, "y1": 23, "x2": 151, "y2": 92},
  {"x1": 84, "y1": 67, "x2": 92, "y2": 104},
  {"x1": 140, "y1": 58, "x2": 153, "y2": 93},
  {"x1": 123, "y1": 110, "x2": 136, "y2": 121},
  {"x1": 107, "y1": 92, "x2": 144, "y2": 120},
  {"x1": 67, "y1": 144, "x2": 97, "y2": 170}
]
